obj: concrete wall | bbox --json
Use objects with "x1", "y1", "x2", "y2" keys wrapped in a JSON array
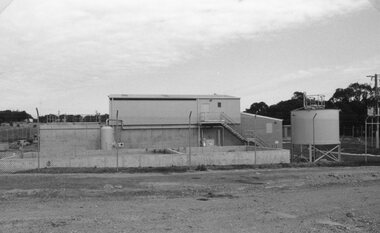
[
  {"x1": 119, "y1": 127, "x2": 199, "y2": 149},
  {"x1": 0, "y1": 142, "x2": 9, "y2": 151},
  {"x1": 0, "y1": 147, "x2": 290, "y2": 172},
  {"x1": 119, "y1": 125, "x2": 245, "y2": 149},
  {"x1": 201, "y1": 127, "x2": 244, "y2": 146},
  {"x1": 241, "y1": 113, "x2": 283, "y2": 148},
  {"x1": 40, "y1": 123, "x2": 101, "y2": 157}
]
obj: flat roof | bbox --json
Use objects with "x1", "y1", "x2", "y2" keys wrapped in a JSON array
[{"x1": 108, "y1": 94, "x2": 239, "y2": 100}]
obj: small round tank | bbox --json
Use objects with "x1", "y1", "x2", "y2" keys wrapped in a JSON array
[
  {"x1": 101, "y1": 126, "x2": 114, "y2": 150},
  {"x1": 291, "y1": 109, "x2": 339, "y2": 145}
]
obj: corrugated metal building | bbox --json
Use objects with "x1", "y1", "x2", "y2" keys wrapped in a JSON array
[{"x1": 108, "y1": 94, "x2": 282, "y2": 149}]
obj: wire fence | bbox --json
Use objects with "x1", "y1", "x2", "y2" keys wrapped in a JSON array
[
  {"x1": 0, "y1": 123, "x2": 288, "y2": 173},
  {"x1": 0, "y1": 126, "x2": 38, "y2": 143}
]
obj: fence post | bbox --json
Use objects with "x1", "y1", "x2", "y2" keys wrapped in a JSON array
[
  {"x1": 188, "y1": 111, "x2": 192, "y2": 167},
  {"x1": 36, "y1": 108, "x2": 40, "y2": 170}
]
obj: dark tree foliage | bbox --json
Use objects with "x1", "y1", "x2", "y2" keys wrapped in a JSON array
[
  {"x1": 0, "y1": 110, "x2": 33, "y2": 123},
  {"x1": 245, "y1": 92, "x2": 303, "y2": 125},
  {"x1": 245, "y1": 102, "x2": 269, "y2": 115},
  {"x1": 328, "y1": 82, "x2": 374, "y2": 128},
  {"x1": 37, "y1": 114, "x2": 109, "y2": 123},
  {"x1": 245, "y1": 82, "x2": 375, "y2": 127}
]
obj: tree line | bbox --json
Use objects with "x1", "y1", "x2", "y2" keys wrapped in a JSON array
[
  {"x1": 38, "y1": 114, "x2": 109, "y2": 123},
  {"x1": 0, "y1": 111, "x2": 109, "y2": 124},
  {"x1": 245, "y1": 82, "x2": 374, "y2": 128},
  {"x1": 0, "y1": 110, "x2": 32, "y2": 124}
]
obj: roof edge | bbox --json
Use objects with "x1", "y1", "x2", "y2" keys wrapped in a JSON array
[
  {"x1": 108, "y1": 94, "x2": 240, "y2": 99},
  {"x1": 241, "y1": 112, "x2": 283, "y2": 121}
]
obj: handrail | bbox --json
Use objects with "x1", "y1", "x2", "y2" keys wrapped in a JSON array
[
  {"x1": 220, "y1": 112, "x2": 238, "y2": 125},
  {"x1": 245, "y1": 130, "x2": 269, "y2": 147},
  {"x1": 200, "y1": 112, "x2": 268, "y2": 148}
]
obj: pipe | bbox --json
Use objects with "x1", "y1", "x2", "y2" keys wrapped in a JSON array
[
  {"x1": 115, "y1": 110, "x2": 119, "y2": 172},
  {"x1": 312, "y1": 113, "x2": 317, "y2": 162}
]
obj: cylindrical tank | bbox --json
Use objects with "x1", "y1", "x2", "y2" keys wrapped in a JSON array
[
  {"x1": 101, "y1": 126, "x2": 114, "y2": 150},
  {"x1": 291, "y1": 109, "x2": 339, "y2": 145}
]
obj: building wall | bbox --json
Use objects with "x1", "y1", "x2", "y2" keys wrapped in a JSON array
[
  {"x1": 197, "y1": 98, "x2": 241, "y2": 123},
  {"x1": 109, "y1": 97, "x2": 240, "y2": 125},
  {"x1": 241, "y1": 113, "x2": 283, "y2": 148},
  {"x1": 201, "y1": 127, "x2": 244, "y2": 146},
  {"x1": 110, "y1": 99, "x2": 198, "y2": 125},
  {"x1": 118, "y1": 125, "x2": 245, "y2": 149}
]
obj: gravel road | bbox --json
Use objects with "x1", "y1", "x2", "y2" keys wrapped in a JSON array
[{"x1": 0, "y1": 166, "x2": 379, "y2": 233}]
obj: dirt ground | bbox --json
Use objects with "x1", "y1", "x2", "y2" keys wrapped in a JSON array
[{"x1": 0, "y1": 166, "x2": 379, "y2": 233}]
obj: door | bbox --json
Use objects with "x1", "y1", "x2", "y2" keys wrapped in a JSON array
[{"x1": 200, "y1": 103, "x2": 210, "y2": 121}]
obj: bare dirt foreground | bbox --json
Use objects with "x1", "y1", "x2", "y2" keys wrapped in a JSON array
[{"x1": 0, "y1": 166, "x2": 379, "y2": 233}]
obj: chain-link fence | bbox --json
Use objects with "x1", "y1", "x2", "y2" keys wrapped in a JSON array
[
  {"x1": 0, "y1": 126, "x2": 39, "y2": 173},
  {"x1": 0, "y1": 122, "x2": 289, "y2": 173}
]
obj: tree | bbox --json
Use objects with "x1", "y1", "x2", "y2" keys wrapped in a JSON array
[
  {"x1": 245, "y1": 102, "x2": 268, "y2": 115},
  {"x1": 245, "y1": 92, "x2": 304, "y2": 125},
  {"x1": 292, "y1": 91, "x2": 304, "y2": 100},
  {"x1": 327, "y1": 82, "x2": 375, "y2": 128},
  {"x1": 329, "y1": 82, "x2": 373, "y2": 104},
  {"x1": 0, "y1": 110, "x2": 33, "y2": 123},
  {"x1": 266, "y1": 94, "x2": 303, "y2": 125}
]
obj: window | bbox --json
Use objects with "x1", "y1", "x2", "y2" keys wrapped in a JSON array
[
  {"x1": 218, "y1": 102, "x2": 222, "y2": 108},
  {"x1": 266, "y1": 123, "x2": 273, "y2": 133}
]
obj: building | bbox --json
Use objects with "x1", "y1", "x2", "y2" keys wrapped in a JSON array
[
  {"x1": 241, "y1": 113, "x2": 283, "y2": 148},
  {"x1": 108, "y1": 94, "x2": 283, "y2": 149}
]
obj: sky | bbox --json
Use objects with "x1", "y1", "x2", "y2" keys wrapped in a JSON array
[{"x1": 0, "y1": 0, "x2": 380, "y2": 117}]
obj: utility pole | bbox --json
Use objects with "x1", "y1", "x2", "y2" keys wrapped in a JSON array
[
  {"x1": 368, "y1": 74, "x2": 379, "y2": 149},
  {"x1": 115, "y1": 110, "x2": 119, "y2": 172}
]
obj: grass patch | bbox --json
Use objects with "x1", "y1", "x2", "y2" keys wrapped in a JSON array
[
  {"x1": 16, "y1": 166, "x2": 189, "y2": 174},
  {"x1": 14, "y1": 160, "x2": 380, "y2": 174}
]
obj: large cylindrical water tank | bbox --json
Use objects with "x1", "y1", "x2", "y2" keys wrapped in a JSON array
[
  {"x1": 101, "y1": 126, "x2": 114, "y2": 150},
  {"x1": 291, "y1": 109, "x2": 339, "y2": 145}
]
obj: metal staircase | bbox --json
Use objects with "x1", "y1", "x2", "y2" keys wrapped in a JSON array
[
  {"x1": 245, "y1": 131, "x2": 269, "y2": 148},
  {"x1": 220, "y1": 121, "x2": 246, "y2": 142},
  {"x1": 219, "y1": 113, "x2": 268, "y2": 147}
]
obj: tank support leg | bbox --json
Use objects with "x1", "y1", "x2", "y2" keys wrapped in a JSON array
[{"x1": 309, "y1": 144, "x2": 312, "y2": 162}]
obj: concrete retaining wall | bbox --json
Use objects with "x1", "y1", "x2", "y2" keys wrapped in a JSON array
[
  {"x1": 120, "y1": 128, "x2": 198, "y2": 148},
  {"x1": 40, "y1": 123, "x2": 101, "y2": 156},
  {"x1": 0, "y1": 148, "x2": 290, "y2": 172}
]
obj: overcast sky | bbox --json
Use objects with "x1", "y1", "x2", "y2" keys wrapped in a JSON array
[{"x1": 1, "y1": 0, "x2": 380, "y2": 116}]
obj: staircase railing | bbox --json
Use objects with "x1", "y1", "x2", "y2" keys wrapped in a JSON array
[
  {"x1": 220, "y1": 122, "x2": 246, "y2": 142},
  {"x1": 220, "y1": 112, "x2": 241, "y2": 133},
  {"x1": 244, "y1": 130, "x2": 269, "y2": 148},
  {"x1": 200, "y1": 112, "x2": 269, "y2": 148}
]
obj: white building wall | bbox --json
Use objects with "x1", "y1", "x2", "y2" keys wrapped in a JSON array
[
  {"x1": 110, "y1": 99, "x2": 198, "y2": 125},
  {"x1": 109, "y1": 96, "x2": 240, "y2": 125},
  {"x1": 197, "y1": 98, "x2": 240, "y2": 123}
]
